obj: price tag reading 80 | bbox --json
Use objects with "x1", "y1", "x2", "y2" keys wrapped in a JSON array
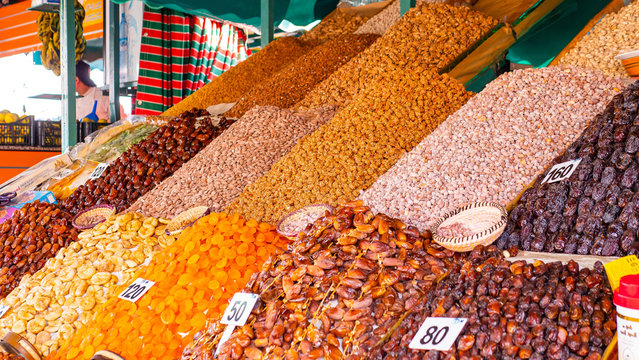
[
  {"x1": 118, "y1": 278, "x2": 155, "y2": 303},
  {"x1": 409, "y1": 317, "x2": 468, "y2": 351},
  {"x1": 541, "y1": 158, "x2": 582, "y2": 184},
  {"x1": 221, "y1": 293, "x2": 259, "y2": 326}
]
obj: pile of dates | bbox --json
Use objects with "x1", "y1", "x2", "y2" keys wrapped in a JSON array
[
  {"x1": 498, "y1": 81, "x2": 639, "y2": 256},
  {"x1": 379, "y1": 258, "x2": 615, "y2": 360},
  {"x1": 181, "y1": 200, "x2": 502, "y2": 360},
  {"x1": 0, "y1": 201, "x2": 77, "y2": 297},
  {"x1": 62, "y1": 109, "x2": 235, "y2": 213}
]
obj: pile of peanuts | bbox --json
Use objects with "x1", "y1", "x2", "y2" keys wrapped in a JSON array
[
  {"x1": 225, "y1": 34, "x2": 378, "y2": 118},
  {"x1": 62, "y1": 110, "x2": 235, "y2": 214},
  {"x1": 355, "y1": 0, "x2": 444, "y2": 35},
  {"x1": 181, "y1": 201, "x2": 504, "y2": 360},
  {"x1": 559, "y1": 0, "x2": 639, "y2": 78},
  {"x1": 162, "y1": 37, "x2": 313, "y2": 117},
  {"x1": 128, "y1": 106, "x2": 337, "y2": 218},
  {"x1": 300, "y1": 8, "x2": 370, "y2": 44},
  {"x1": 0, "y1": 213, "x2": 168, "y2": 357},
  {"x1": 297, "y1": 3, "x2": 497, "y2": 110},
  {"x1": 0, "y1": 201, "x2": 78, "y2": 298},
  {"x1": 227, "y1": 67, "x2": 471, "y2": 224},
  {"x1": 49, "y1": 212, "x2": 287, "y2": 360},
  {"x1": 360, "y1": 67, "x2": 624, "y2": 230}
]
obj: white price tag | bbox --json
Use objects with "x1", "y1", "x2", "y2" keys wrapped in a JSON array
[
  {"x1": 0, "y1": 305, "x2": 9, "y2": 319},
  {"x1": 118, "y1": 278, "x2": 155, "y2": 303},
  {"x1": 89, "y1": 163, "x2": 109, "y2": 180},
  {"x1": 409, "y1": 317, "x2": 468, "y2": 351},
  {"x1": 541, "y1": 158, "x2": 581, "y2": 184},
  {"x1": 221, "y1": 293, "x2": 259, "y2": 326}
]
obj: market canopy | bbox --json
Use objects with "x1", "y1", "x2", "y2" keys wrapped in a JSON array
[{"x1": 110, "y1": 0, "x2": 341, "y2": 29}]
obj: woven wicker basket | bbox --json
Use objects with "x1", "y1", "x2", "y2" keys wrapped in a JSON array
[
  {"x1": 432, "y1": 202, "x2": 507, "y2": 252},
  {"x1": 91, "y1": 350, "x2": 126, "y2": 360},
  {"x1": 277, "y1": 204, "x2": 334, "y2": 239},
  {"x1": 165, "y1": 206, "x2": 210, "y2": 236},
  {"x1": 72, "y1": 204, "x2": 115, "y2": 230}
]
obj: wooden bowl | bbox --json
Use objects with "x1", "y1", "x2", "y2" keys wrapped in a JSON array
[
  {"x1": 432, "y1": 202, "x2": 507, "y2": 252},
  {"x1": 165, "y1": 206, "x2": 210, "y2": 236},
  {"x1": 277, "y1": 204, "x2": 334, "y2": 239},
  {"x1": 72, "y1": 204, "x2": 115, "y2": 230},
  {"x1": 0, "y1": 331, "x2": 41, "y2": 360}
]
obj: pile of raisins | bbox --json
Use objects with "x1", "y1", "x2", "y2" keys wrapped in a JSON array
[{"x1": 498, "y1": 81, "x2": 639, "y2": 256}]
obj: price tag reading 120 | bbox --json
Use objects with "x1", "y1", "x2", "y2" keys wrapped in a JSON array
[
  {"x1": 409, "y1": 317, "x2": 468, "y2": 351},
  {"x1": 221, "y1": 293, "x2": 259, "y2": 326},
  {"x1": 541, "y1": 158, "x2": 582, "y2": 184},
  {"x1": 118, "y1": 278, "x2": 155, "y2": 303}
]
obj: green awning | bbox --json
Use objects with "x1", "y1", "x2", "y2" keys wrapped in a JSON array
[{"x1": 111, "y1": 0, "x2": 340, "y2": 28}]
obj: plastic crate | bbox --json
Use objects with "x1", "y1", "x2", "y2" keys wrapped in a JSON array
[
  {"x1": 36, "y1": 121, "x2": 105, "y2": 148},
  {"x1": 0, "y1": 116, "x2": 35, "y2": 146}
]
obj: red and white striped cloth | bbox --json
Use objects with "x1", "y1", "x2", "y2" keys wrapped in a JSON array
[{"x1": 136, "y1": 6, "x2": 251, "y2": 115}]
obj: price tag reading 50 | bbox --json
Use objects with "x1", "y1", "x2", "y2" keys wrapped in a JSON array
[
  {"x1": 221, "y1": 293, "x2": 259, "y2": 326},
  {"x1": 118, "y1": 278, "x2": 155, "y2": 303},
  {"x1": 409, "y1": 317, "x2": 468, "y2": 351}
]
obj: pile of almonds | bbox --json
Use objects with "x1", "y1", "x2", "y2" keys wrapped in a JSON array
[
  {"x1": 0, "y1": 201, "x2": 77, "y2": 298},
  {"x1": 559, "y1": 1, "x2": 639, "y2": 78},
  {"x1": 162, "y1": 37, "x2": 313, "y2": 117},
  {"x1": 61, "y1": 110, "x2": 235, "y2": 214},
  {"x1": 354, "y1": 0, "x2": 444, "y2": 35},
  {"x1": 128, "y1": 106, "x2": 337, "y2": 218},
  {"x1": 360, "y1": 67, "x2": 624, "y2": 230},
  {"x1": 297, "y1": 3, "x2": 497, "y2": 110},
  {"x1": 227, "y1": 67, "x2": 471, "y2": 224},
  {"x1": 225, "y1": 34, "x2": 378, "y2": 118}
]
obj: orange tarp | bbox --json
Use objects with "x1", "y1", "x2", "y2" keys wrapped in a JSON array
[{"x1": 0, "y1": 0, "x2": 103, "y2": 59}]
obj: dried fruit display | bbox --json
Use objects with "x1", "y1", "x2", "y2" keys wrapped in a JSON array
[
  {"x1": 225, "y1": 34, "x2": 379, "y2": 118},
  {"x1": 361, "y1": 67, "x2": 624, "y2": 230},
  {"x1": 559, "y1": 0, "x2": 639, "y2": 78},
  {"x1": 128, "y1": 106, "x2": 337, "y2": 218},
  {"x1": 61, "y1": 110, "x2": 235, "y2": 214},
  {"x1": 0, "y1": 213, "x2": 168, "y2": 357},
  {"x1": 227, "y1": 67, "x2": 471, "y2": 224},
  {"x1": 300, "y1": 8, "x2": 370, "y2": 44},
  {"x1": 162, "y1": 37, "x2": 313, "y2": 117},
  {"x1": 378, "y1": 258, "x2": 615, "y2": 360},
  {"x1": 181, "y1": 201, "x2": 502, "y2": 360},
  {"x1": 48, "y1": 212, "x2": 287, "y2": 360},
  {"x1": 0, "y1": 201, "x2": 78, "y2": 298},
  {"x1": 354, "y1": 0, "x2": 444, "y2": 35},
  {"x1": 297, "y1": 3, "x2": 497, "y2": 110},
  {"x1": 499, "y1": 80, "x2": 639, "y2": 256}
]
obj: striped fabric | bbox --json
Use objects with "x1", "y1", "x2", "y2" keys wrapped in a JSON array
[{"x1": 136, "y1": 6, "x2": 251, "y2": 115}]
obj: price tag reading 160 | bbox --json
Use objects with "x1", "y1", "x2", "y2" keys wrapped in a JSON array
[
  {"x1": 409, "y1": 317, "x2": 468, "y2": 351},
  {"x1": 541, "y1": 158, "x2": 582, "y2": 184},
  {"x1": 221, "y1": 293, "x2": 259, "y2": 326}
]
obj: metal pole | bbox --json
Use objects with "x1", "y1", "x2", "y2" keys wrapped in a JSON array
[
  {"x1": 400, "y1": 0, "x2": 415, "y2": 15},
  {"x1": 60, "y1": 0, "x2": 76, "y2": 151},
  {"x1": 107, "y1": 1, "x2": 120, "y2": 122},
  {"x1": 260, "y1": 0, "x2": 273, "y2": 48}
]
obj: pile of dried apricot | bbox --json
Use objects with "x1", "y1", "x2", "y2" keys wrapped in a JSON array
[{"x1": 48, "y1": 212, "x2": 287, "y2": 360}]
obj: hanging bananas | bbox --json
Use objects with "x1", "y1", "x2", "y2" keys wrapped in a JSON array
[{"x1": 37, "y1": 0, "x2": 86, "y2": 76}]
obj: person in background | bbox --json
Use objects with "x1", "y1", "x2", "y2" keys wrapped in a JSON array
[{"x1": 75, "y1": 60, "x2": 125, "y2": 121}]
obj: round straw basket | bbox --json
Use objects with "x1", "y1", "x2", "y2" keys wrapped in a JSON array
[
  {"x1": 432, "y1": 202, "x2": 507, "y2": 252},
  {"x1": 277, "y1": 204, "x2": 334, "y2": 239},
  {"x1": 91, "y1": 350, "x2": 126, "y2": 360},
  {"x1": 165, "y1": 206, "x2": 210, "y2": 236},
  {"x1": 72, "y1": 204, "x2": 115, "y2": 230}
]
